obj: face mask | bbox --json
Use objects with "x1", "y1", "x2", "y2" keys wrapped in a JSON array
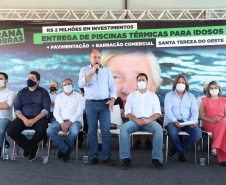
[
  {"x1": 64, "y1": 85, "x2": 73, "y2": 93},
  {"x1": 49, "y1": 87, "x2": 57, "y2": 92},
  {"x1": 138, "y1": 81, "x2": 147, "y2": 90},
  {"x1": 210, "y1": 89, "x2": 219, "y2": 96},
  {"x1": 27, "y1": 79, "x2": 37, "y2": 87},
  {"x1": 203, "y1": 90, "x2": 207, "y2": 95},
  {"x1": 0, "y1": 80, "x2": 5, "y2": 88},
  {"x1": 176, "y1": 83, "x2": 186, "y2": 92}
]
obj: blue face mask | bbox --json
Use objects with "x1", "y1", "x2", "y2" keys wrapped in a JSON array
[
  {"x1": 203, "y1": 90, "x2": 207, "y2": 95},
  {"x1": 27, "y1": 79, "x2": 37, "y2": 87}
]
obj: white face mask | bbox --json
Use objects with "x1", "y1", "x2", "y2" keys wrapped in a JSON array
[
  {"x1": 210, "y1": 89, "x2": 219, "y2": 96},
  {"x1": 64, "y1": 85, "x2": 73, "y2": 93},
  {"x1": 138, "y1": 81, "x2": 147, "y2": 90},
  {"x1": 176, "y1": 83, "x2": 186, "y2": 92},
  {"x1": 0, "y1": 80, "x2": 5, "y2": 88}
]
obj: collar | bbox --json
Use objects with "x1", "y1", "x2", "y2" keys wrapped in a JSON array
[
  {"x1": 26, "y1": 85, "x2": 40, "y2": 91},
  {"x1": 136, "y1": 89, "x2": 149, "y2": 94},
  {"x1": 49, "y1": 91, "x2": 58, "y2": 95},
  {"x1": 173, "y1": 90, "x2": 188, "y2": 95},
  {"x1": 63, "y1": 91, "x2": 74, "y2": 96},
  {"x1": 0, "y1": 87, "x2": 8, "y2": 92}
]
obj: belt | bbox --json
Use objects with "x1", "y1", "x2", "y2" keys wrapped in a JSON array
[{"x1": 87, "y1": 98, "x2": 109, "y2": 102}]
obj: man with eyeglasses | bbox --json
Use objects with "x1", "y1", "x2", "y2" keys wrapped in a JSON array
[
  {"x1": 47, "y1": 78, "x2": 84, "y2": 162},
  {"x1": 78, "y1": 50, "x2": 117, "y2": 166}
]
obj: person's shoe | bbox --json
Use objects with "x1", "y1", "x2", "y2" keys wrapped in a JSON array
[
  {"x1": 89, "y1": 158, "x2": 99, "y2": 165},
  {"x1": 168, "y1": 147, "x2": 177, "y2": 157},
  {"x1": 28, "y1": 145, "x2": 39, "y2": 162},
  {"x1": 103, "y1": 158, "x2": 114, "y2": 166},
  {"x1": 57, "y1": 150, "x2": 64, "y2": 159},
  {"x1": 98, "y1": 143, "x2": 102, "y2": 151},
  {"x1": 145, "y1": 139, "x2": 153, "y2": 150},
  {"x1": 121, "y1": 158, "x2": 131, "y2": 170},
  {"x1": 5, "y1": 140, "x2": 10, "y2": 148},
  {"x1": 63, "y1": 147, "x2": 71, "y2": 162},
  {"x1": 22, "y1": 151, "x2": 30, "y2": 158},
  {"x1": 152, "y1": 159, "x2": 163, "y2": 170},
  {"x1": 178, "y1": 154, "x2": 186, "y2": 163},
  {"x1": 134, "y1": 139, "x2": 141, "y2": 149}
]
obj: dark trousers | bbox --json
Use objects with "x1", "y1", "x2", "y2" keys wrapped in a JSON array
[{"x1": 7, "y1": 117, "x2": 48, "y2": 154}]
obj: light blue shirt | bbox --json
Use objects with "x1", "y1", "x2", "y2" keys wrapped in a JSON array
[
  {"x1": 164, "y1": 90, "x2": 199, "y2": 123},
  {"x1": 49, "y1": 92, "x2": 58, "y2": 112},
  {"x1": 78, "y1": 64, "x2": 117, "y2": 100}
]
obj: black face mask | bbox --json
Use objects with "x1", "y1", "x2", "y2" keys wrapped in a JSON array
[
  {"x1": 27, "y1": 79, "x2": 37, "y2": 87},
  {"x1": 49, "y1": 86, "x2": 57, "y2": 92}
]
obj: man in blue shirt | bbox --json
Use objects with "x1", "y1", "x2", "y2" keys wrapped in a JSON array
[
  {"x1": 78, "y1": 50, "x2": 117, "y2": 166},
  {"x1": 164, "y1": 74, "x2": 202, "y2": 163},
  {"x1": 48, "y1": 80, "x2": 58, "y2": 123},
  {"x1": 7, "y1": 71, "x2": 51, "y2": 162}
]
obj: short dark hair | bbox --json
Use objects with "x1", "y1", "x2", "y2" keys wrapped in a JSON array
[
  {"x1": 89, "y1": 49, "x2": 101, "y2": 56},
  {"x1": 0, "y1": 72, "x2": 8, "y2": 80},
  {"x1": 137, "y1": 73, "x2": 148, "y2": 81},
  {"x1": 30, "y1": 71, "x2": 40, "y2": 81},
  {"x1": 172, "y1": 74, "x2": 189, "y2": 91},
  {"x1": 80, "y1": 88, "x2": 84, "y2": 93}
]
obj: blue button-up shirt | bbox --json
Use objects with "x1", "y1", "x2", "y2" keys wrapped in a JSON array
[
  {"x1": 49, "y1": 92, "x2": 58, "y2": 113},
  {"x1": 164, "y1": 90, "x2": 199, "y2": 123},
  {"x1": 14, "y1": 86, "x2": 51, "y2": 118},
  {"x1": 78, "y1": 64, "x2": 117, "y2": 100}
]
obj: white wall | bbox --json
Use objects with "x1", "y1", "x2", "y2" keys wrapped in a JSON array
[{"x1": 0, "y1": 0, "x2": 226, "y2": 9}]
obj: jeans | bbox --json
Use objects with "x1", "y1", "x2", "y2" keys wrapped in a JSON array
[
  {"x1": 120, "y1": 120, "x2": 163, "y2": 160},
  {"x1": 7, "y1": 117, "x2": 48, "y2": 155},
  {"x1": 47, "y1": 120, "x2": 81, "y2": 153},
  {"x1": 85, "y1": 100, "x2": 111, "y2": 160},
  {"x1": 0, "y1": 118, "x2": 11, "y2": 148},
  {"x1": 167, "y1": 120, "x2": 202, "y2": 154}
]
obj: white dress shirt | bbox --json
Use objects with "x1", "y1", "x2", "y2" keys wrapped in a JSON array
[
  {"x1": 197, "y1": 95, "x2": 206, "y2": 108},
  {"x1": 197, "y1": 95, "x2": 206, "y2": 127},
  {"x1": 0, "y1": 88, "x2": 16, "y2": 121},
  {"x1": 53, "y1": 91, "x2": 84, "y2": 124},
  {"x1": 125, "y1": 90, "x2": 161, "y2": 119}
]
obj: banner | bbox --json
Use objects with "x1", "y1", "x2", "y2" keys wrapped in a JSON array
[{"x1": 0, "y1": 21, "x2": 226, "y2": 105}]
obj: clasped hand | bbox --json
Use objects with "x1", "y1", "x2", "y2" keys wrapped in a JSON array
[
  {"x1": 24, "y1": 118, "x2": 37, "y2": 127},
  {"x1": 135, "y1": 118, "x2": 149, "y2": 126},
  {"x1": 61, "y1": 121, "x2": 72, "y2": 133},
  {"x1": 210, "y1": 116, "x2": 221, "y2": 124}
]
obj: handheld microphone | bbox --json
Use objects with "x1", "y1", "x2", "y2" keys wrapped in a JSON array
[{"x1": 96, "y1": 62, "x2": 99, "y2": 74}]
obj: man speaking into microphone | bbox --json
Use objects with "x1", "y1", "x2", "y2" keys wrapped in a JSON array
[{"x1": 78, "y1": 49, "x2": 117, "y2": 166}]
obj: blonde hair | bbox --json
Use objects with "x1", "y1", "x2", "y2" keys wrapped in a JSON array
[
  {"x1": 206, "y1": 81, "x2": 222, "y2": 98},
  {"x1": 101, "y1": 49, "x2": 162, "y2": 90}
]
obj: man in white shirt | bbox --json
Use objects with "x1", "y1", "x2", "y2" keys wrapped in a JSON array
[
  {"x1": 47, "y1": 78, "x2": 84, "y2": 162},
  {"x1": 120, "y1": 73, "x2": 163, "y2": 170},
  {"x1": 196, "y1": 84, "x2": 208, "y2": 108},
  {"x1": 0, "y1": 72, "x2": 16, "y2": 156}
]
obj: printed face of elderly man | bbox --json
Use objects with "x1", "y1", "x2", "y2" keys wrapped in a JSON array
[{"x1": 101, "y1": 49, "x2": 162, "y2": 105}]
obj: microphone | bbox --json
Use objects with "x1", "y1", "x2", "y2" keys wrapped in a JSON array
[{"x1": 96, "y1": 62, "x2": 99, "y2": 74}]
